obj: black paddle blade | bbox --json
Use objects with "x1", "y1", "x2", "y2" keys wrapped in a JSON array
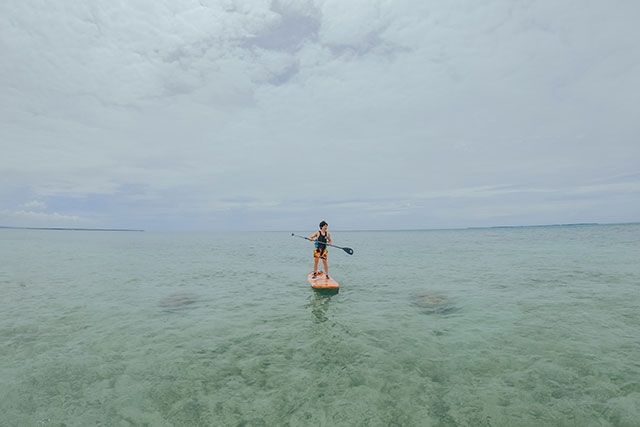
[{"x1": 342, "y1": 247, "x2": 354, "y2": 255}]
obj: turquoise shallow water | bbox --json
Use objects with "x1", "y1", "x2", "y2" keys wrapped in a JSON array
[{"x1": 1, "y1": 225, "x2": 639, "y2": 426}]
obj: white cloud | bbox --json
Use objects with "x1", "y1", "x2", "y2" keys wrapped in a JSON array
[
  {"x1": 0, "y1": 210, "x2": 84, "y2": 228},
  {"x1": 22, "y1": 200, "x2": 46, "y2": 210}
]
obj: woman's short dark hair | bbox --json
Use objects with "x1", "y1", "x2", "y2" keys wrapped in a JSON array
[{"x1": 319, "y1": 221, "x2": 328, "y2": 229}]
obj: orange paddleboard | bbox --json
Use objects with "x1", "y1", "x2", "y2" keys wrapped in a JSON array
[{"x1": 307, "y1": 271, "x2": 340, "y2": 292}]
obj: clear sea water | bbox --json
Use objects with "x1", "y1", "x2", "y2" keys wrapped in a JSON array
[{"x1": 1, "y1": 224, "x2": 639, "y2": 427}]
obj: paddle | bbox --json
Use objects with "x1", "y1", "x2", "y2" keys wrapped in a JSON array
[{"x1": 291, "y1": 233, "x2": 354, "y2": 255}]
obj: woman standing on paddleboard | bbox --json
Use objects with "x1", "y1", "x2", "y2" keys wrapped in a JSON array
[{"x1": 309, "y1": 221, "x2": 332, "y2": 279}]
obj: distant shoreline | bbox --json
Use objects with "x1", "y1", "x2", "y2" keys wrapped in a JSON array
[
  {"x1": 478, "y1": 222, "x2": 601, "y2": 229},
  {"x1": 0, "y1": 226, "x2": 144, "y2": 232}
]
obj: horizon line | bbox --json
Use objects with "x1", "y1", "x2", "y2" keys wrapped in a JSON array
[
  {"x1": 2, "y1": 221, "x2": 638, "y2": 233},
  {"x1": 0, "y1": 226, "x2": 144, "y2": 232}
]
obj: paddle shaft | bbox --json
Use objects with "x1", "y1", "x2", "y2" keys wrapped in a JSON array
[{"x1": 291, "y1": 233, "x2": 354, "y2": 255}]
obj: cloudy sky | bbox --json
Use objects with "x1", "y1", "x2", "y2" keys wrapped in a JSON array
[{"x1": 1, "y1": 0, "x2": 639, "y2": 231}]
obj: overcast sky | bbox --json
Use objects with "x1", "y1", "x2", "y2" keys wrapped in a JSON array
[{"x1": 1, "y1": 0, "x2": 639, "y2": 231}]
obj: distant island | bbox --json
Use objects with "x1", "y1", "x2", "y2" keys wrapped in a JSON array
[
  {"x1": 484, "y1": 223, "x2": 600, "y2": 229},
  {"x1": 0, "y1": 226, "x2": 144, "y2": 232}
]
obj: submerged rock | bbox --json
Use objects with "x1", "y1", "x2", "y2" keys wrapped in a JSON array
[
  {"x1": 412, "y1": 292, "x2": 455, "y2": 314},
  {"x1": 159, "y1": 293, "x2": 199, "y2": 311}
]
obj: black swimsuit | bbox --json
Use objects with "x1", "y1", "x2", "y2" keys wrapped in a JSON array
[{"x1": 317, "y1": 231, "x2": 327, "y2": 251}]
